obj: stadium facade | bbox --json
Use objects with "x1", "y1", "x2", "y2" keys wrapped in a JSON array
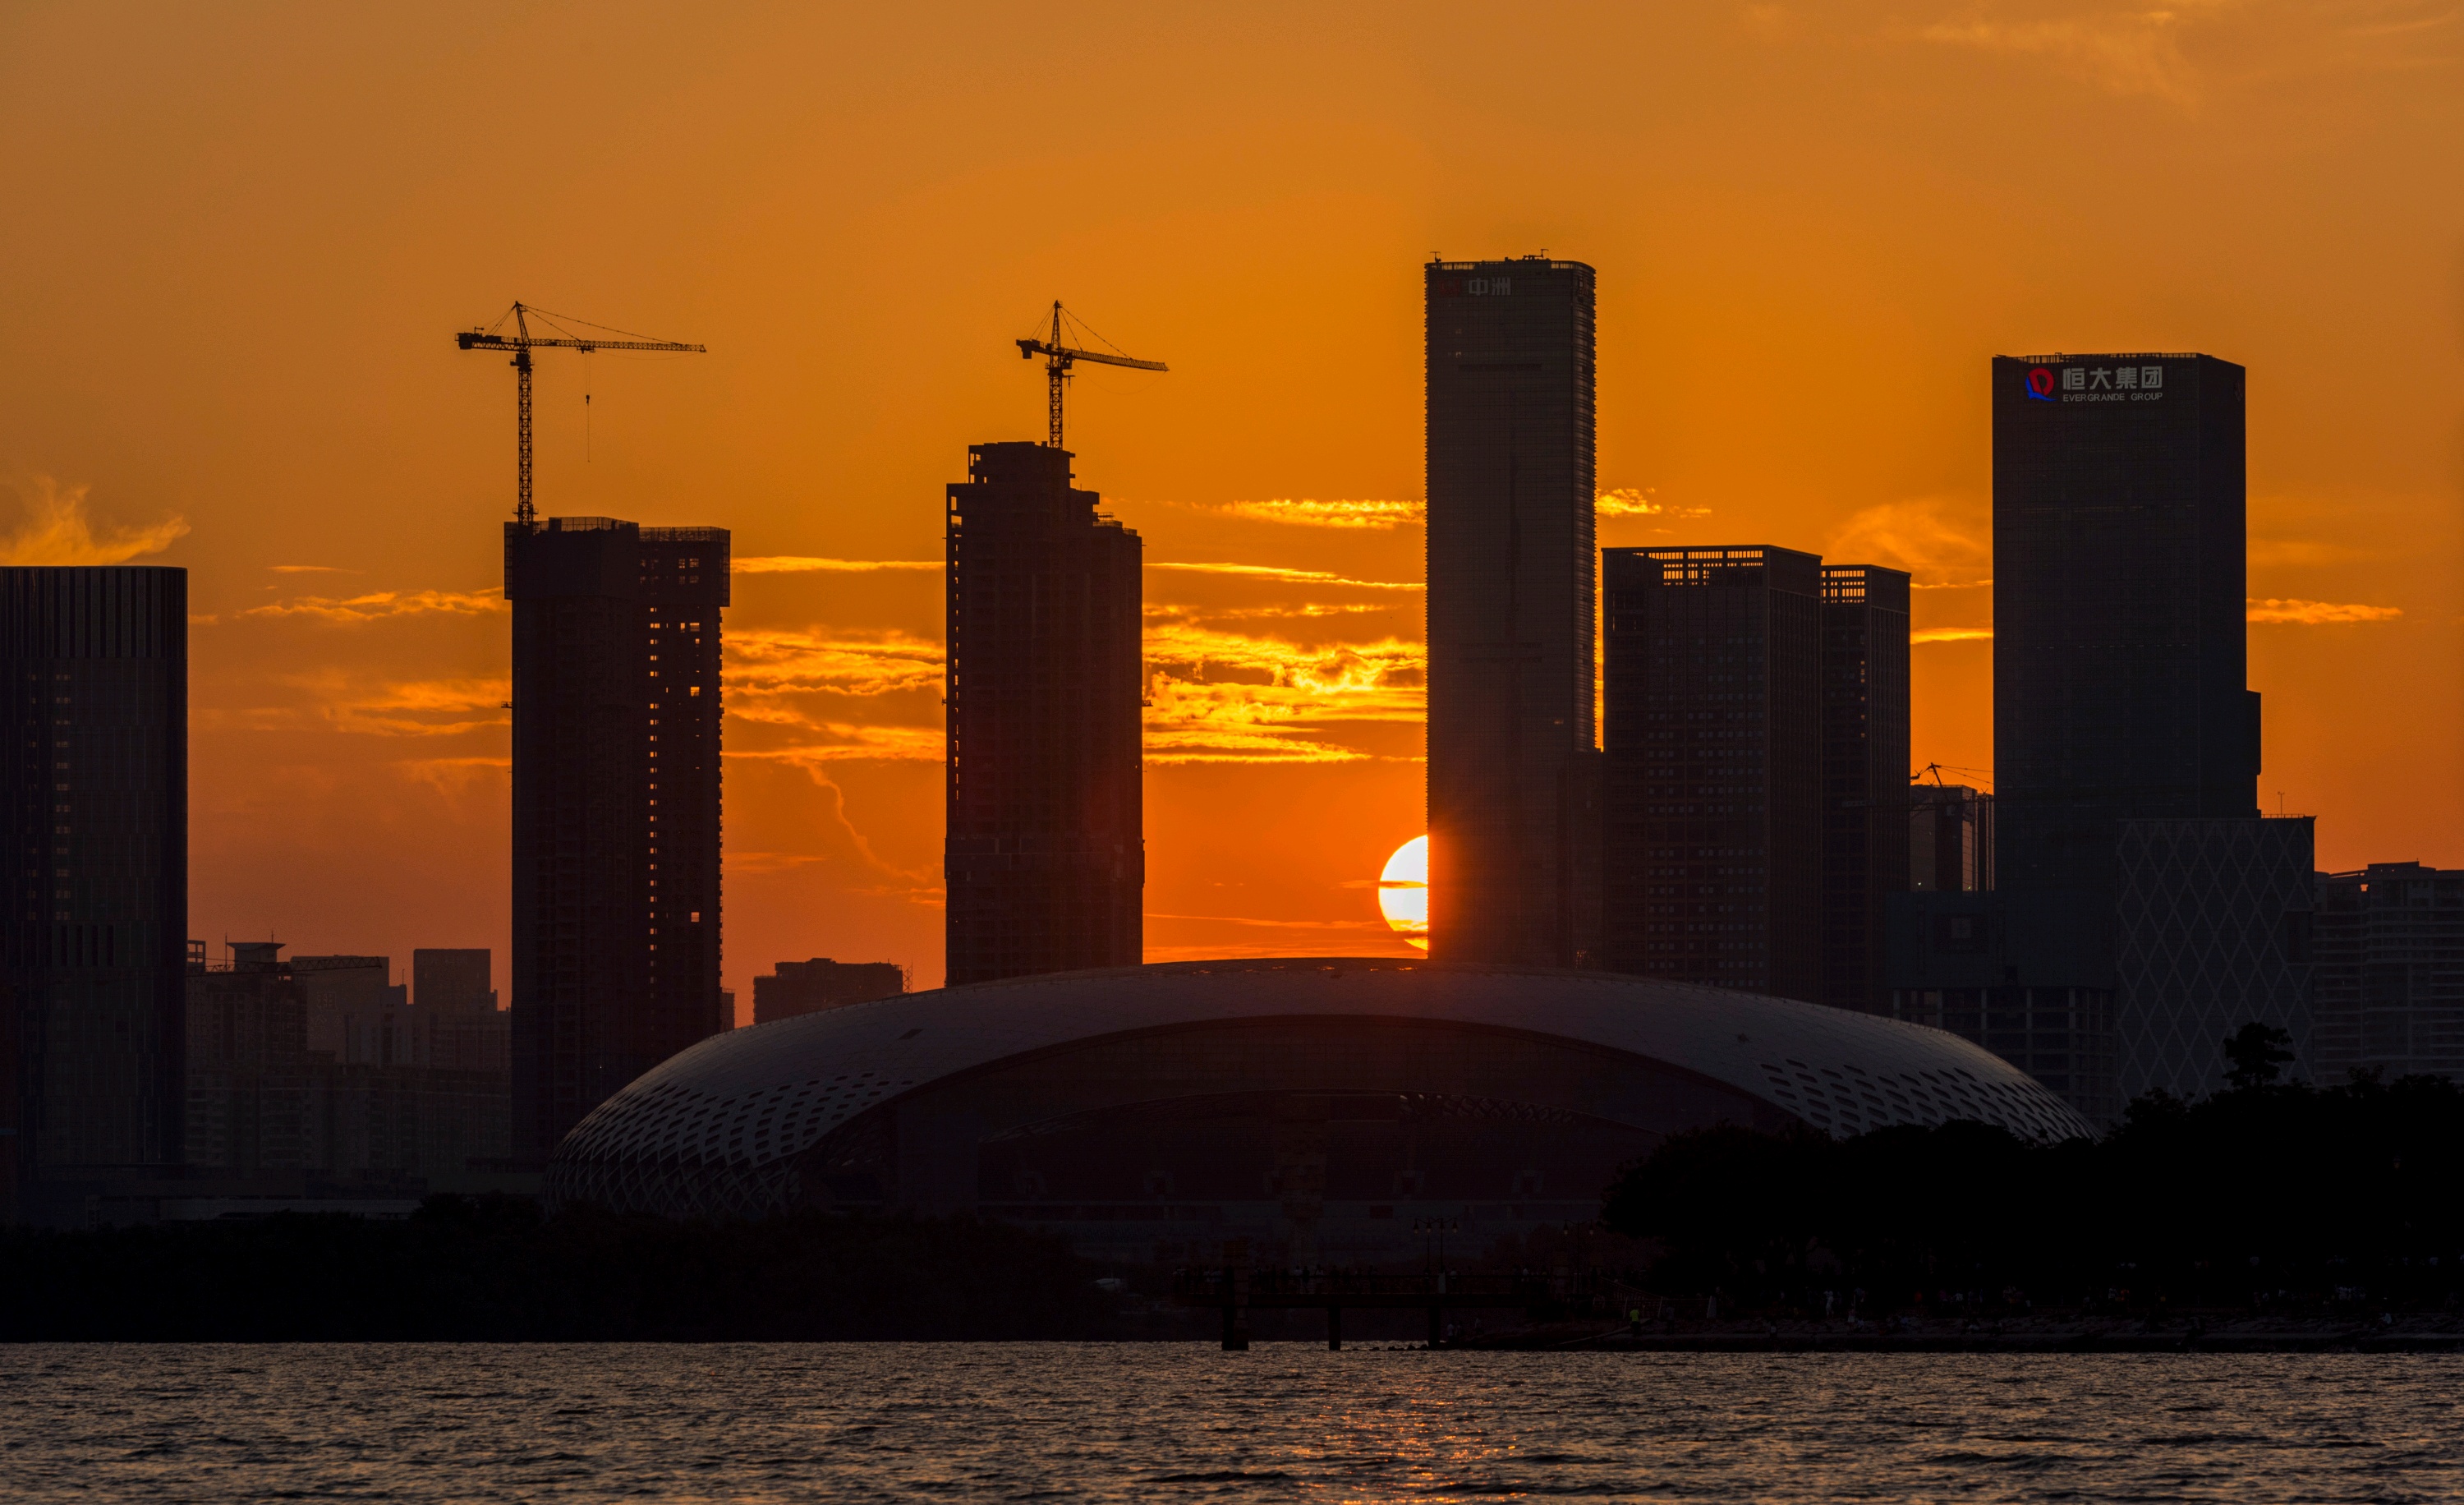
[{"x1": 549, "y1": 960, "x2": 2092, "y2": 1260}]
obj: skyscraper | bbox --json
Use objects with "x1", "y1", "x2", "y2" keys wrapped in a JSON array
[
  {"x1": 1425, "y1": 256, "x2": 1598, "y2": 967},
  {"x1": 1890, "y1": 353, "x2": 2287, "y2": 1123},
  {"x1": 0, "y1": 567, "x2": 187, "y2": 1207},
  {"x1": 1993, "y1": 352, "x2": 2259, "y2": 894},
  {"x1": 505, "y1": 517, "x2": 729, "y2": 1158},
  {"x1": 1600, "y1": 546, "x2": 1823, "y2": 999},
  {"x1": 944, "y1": 443, "x2": 1142, "y2": 985},
  {"x1": 1819, "y1": 564, "x2": 1910, "y2": 1012}
]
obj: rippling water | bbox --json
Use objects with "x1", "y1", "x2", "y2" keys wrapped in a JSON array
[{"x1": 2, "y1": 1344, "x2": 2456, "y2": 1502}]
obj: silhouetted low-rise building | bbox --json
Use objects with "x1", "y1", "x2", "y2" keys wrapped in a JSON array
[
  {"x1": 2313, "y1": 863, "x2": 2464, "y2": 1084},
  {"x1": 183, "y1": 941, "x2": 311, "y2": 1176},
  {"x1": 183, "y1": 943, "x2": 509, "y2": 1186},
  {"x1": 753, "y1": 959, "x2": 906, "y2": 1025}
]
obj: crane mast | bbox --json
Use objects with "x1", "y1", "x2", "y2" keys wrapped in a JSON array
[
  {"x1": 456, "y1": 301, "x2": 706, "y2": 526},
  {"x1": 1016, "y1": 301, "x2": 1166, "y2": 449}
]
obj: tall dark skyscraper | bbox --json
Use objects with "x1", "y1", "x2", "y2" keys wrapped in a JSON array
[
  {"x1": 1819, "y1": 564, "x2": 1910, "y2": 1012},
  {"x1": 1601, "y1": 546, "x2": 1824, "y2": 999},
  {"x1": 1425, "y1": 256, "x2": 1598, "y2": 967},
  {"x1": 0, "y1": 568, "x2": 187, "y2": 1204},
  {"x1": 505, "y1": 518, "x2": 729, "y2": 1158},
  {"x1": 944, "y1": 443, "x2": 1142, "y2": 986},
  {"x1": 1890, "y1": 352, "x2": 2285, "y2": 1124},
  {"x1": 1993, "y1": 352, "x2": 2259, "y2": 892}
]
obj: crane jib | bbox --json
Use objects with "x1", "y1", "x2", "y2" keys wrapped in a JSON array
[{"x1": 453, "y1": 305, "x2": 706, "y2": 525}]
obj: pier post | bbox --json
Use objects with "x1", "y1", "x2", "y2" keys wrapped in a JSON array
[
  {"x1": 1221, "y1": 1265, "x2": 1250, "y2": 1351},
  {"x1": 1327, "y1": 1305, "x2": 1342, "y2": 1351}
]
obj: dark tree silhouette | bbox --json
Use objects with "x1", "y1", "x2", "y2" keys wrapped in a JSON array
[{"x1": 2223, "y1": 1021, "x2": 2296, "y2": 1090}]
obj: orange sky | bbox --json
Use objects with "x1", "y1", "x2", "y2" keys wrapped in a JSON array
[{"x1": 1, "y1": 2, "x2": 2457, "y2": 1002}]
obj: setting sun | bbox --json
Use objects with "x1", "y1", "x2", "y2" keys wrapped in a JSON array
[{"x1": 1377, "y1": 835, "x2": 1428, "y2": 951}]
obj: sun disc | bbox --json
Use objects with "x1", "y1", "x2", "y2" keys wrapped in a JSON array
[{"x1": 1377, "y1": 835, "x2": 1429, "y2": 951}]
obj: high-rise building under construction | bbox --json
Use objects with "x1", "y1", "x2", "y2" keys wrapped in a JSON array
[
  {"x1": 505, "y1": 517, "x2": 729, "y2": 1158},
  {"x1": 1424, "y1": 256, "x2": 1598, "y2": 967},
  {"x1": 944, "y1": 442, "x2": 1142, "y2": 986}
]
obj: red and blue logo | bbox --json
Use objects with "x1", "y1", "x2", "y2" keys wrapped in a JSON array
[{"x1": 2025, "y1": 366, "x2": 2057, "y2": 403}]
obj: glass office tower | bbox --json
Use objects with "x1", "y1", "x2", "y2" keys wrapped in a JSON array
[
  {"x1": 0, "y1": 567, "x2": 187, "y2": 1209},
  {"x1": 1993, "y1": 352, "x2": 2259, "y2": 891}
]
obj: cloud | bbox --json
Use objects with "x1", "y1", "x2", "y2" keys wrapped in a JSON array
[
  {"x1": 393, "y1": 756, "x2": 509, "y2": 803},
  {"x1": 1597, "y1": 487, "x2": 1711, "y2": 519},
  {"x1": 724, "y1": 628, "x2": 944, "y2": 699},
  {"x1": 1148, "y1": 491, "x2": 1703, "y2": 530},
  {"x1": 1826, "y1": 496, "x2": 1993, "y2": 586},
  {"x1": 722, "y1": 753, "x2": 941, "y2": 895},
  {"x1": 1912, "y1": 626, "x2": 1995, "y2": 643},
  {"x1": 2249, "y1": 538, "x2": 2374, "y2": 568},
  {"x1": 0, "y1": 476, "x2": 189, "y2": 565},
  {"x1": 2246, "y1": 598, "x2": 2403, "y2": 624},
  {"x1": 726, "y1": 726, "x2": 942, "y2": 762},
  {"x1": 1143, "y1": 614, "x2": 1426, "y2": 763},
  {"x1": 1156, "y1": 601, "x2": 1400, "y2": 623},
  {"x1": 1917, "y1": 6, "x2": 2204, "y2": 104},
  {"x1": 1149, "y1": 561, "x2": 1422, "y2": 590},
  {"x1": 733, "y1": 556, "x2": 939, "y2": 573},
  {"x1": 1147, "y1": 912, "x2": 1396, "y2": 932},
  {"x1": 1204, "y1": 499, "x2": 1427, "y2": 530},
  {"x1": 297, "y1": 675, "x2": 511, "y2": 736},
  {"x1": 237, "y1": 588, "x2": 505, "y2": 624},
  {"x1": 269, "y1": 564, "x2": 355, "y2": 574}
]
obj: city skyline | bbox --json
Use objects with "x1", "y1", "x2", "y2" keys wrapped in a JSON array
[{"x1": 0, "y1": 5, "x2": 2455, "y2": 999}]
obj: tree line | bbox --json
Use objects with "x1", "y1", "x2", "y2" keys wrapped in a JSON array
[
  {"x1": 0, "y1": 1197, "x2": 1119, "y2": 1341},
  {"x1": 1599, "y1": 1027, "x2": 2464, "y2": 1315}
]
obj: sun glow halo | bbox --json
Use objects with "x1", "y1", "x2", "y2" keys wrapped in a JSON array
[{"x1": 1377, "y1": 835, "x2": 1428, "y2": 951}]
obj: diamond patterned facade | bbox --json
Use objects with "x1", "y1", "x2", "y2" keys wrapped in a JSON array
[{"x1": 2113, "y1": 817, "x2": 2316, "y2": 1101}]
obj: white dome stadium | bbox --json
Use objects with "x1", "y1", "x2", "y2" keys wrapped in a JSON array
[{"x1": 549, "y1": 959, "x2": 2092, "y2": 1259}]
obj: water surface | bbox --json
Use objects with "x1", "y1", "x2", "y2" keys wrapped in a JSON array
[{"x1": 2, "y1": 1343, "x2": 2453, "y2": 1501}]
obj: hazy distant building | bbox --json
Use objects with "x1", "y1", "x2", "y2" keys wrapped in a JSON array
[
  {"x1": 1818, "y1": 565, "x2": 1910, "y2": 1012},
  {"x1": 414, "y1": 949, "x2": 495, "y2": 1013},
  {"x1": 2313, "y1": 863, "x2": 2464, "y2": 1084},
  {"x1": 187, "y1": 942, "x2": 509, "y2": 1183},
  {"x1": 1425, "y1": 257, "x2": 1599, "y2": 967},
  {"x1": 752, "y1": 959, "x2": 906, "y2": 1025},
  {"x1": 412, "y1": 947, "x2": 507, "y2": 1075},
  {"x1": 0, "y1": 567, "x2": 187, "y2": 1208},
  {"x1": 943, "y1": 443, "x2": 1142, "y2": 986},
  {"x1": 505, "y1": 517, "x2": 730, "y2": 1158},
  {"x1": 1910, "y1": 785, "x2": 1993, "y2": 893},
  {"x1": 1600, "y1": 547, "x2": 1823, "y2": 1001},
  {"x1": 183, "y1": 941, "x2": 309, "y2": 1176}
]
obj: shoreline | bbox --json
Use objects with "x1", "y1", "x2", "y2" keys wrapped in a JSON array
[{"x1": 1458, "y1": 1318, "x2": 2464, "y2": 1354}]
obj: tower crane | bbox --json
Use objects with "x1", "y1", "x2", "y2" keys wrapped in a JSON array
[
  {"x1": 456, "y1": 302, "x2": 706, "y2": 526},
  {"x1": 1016, "y1": 301, "x2": 1165, "y2": 449}
]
